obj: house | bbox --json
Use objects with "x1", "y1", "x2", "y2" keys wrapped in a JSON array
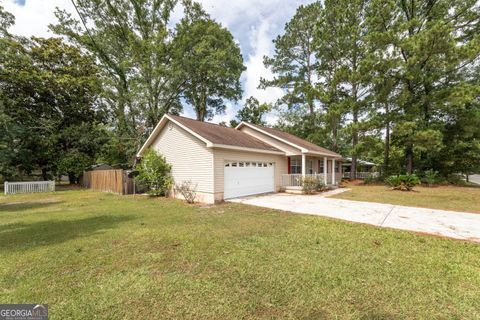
[
  {"x1": 342, "y1": 158, "x2": 380, "y2": 179},
  {"x1": 137, "y1": 114, "x2": 342, "y2": 203}
]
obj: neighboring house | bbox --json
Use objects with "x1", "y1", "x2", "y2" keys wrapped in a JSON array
[
  {"x1": 342, "y1": 158, "x2": 378, "y2": 174},
  {"x1": 137, "y1": 114, "x2": 342, "y2": 203}
]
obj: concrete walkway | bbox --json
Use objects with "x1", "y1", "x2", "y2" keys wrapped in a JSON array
[{"x1": 228, "y1": 190, "x2": 480, "y2": 243}]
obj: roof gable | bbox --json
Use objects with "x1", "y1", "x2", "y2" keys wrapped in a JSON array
[
  {"x1": 137, "y1": 115, "x2": 282, "y2": 157},
  {"x1": 237, "y1": 122, "x2": 342, "y2": 158}
]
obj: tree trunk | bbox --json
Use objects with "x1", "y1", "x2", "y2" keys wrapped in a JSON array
[
  {"x1": 68, "y1": 173, "x2": 76, "y2": 185},
  {"x1": 384, "y1": 103, "x2": 390, "y2": 175},
  {"x1": 406, "y1": 144, "x2": 414, "y2": 174},
  {"x1": 350, "y1": 83, "x2": 358, "y2": 180},
  {"x1": 41, "y1": 168, "x2": 48, "y2": 181},
  {"x1": 332, "y1": 124, "x2": 338, "y2": 152}
]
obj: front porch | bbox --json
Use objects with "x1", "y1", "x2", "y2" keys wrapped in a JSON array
[{"x1": 281, "y1": 155, "x2": 342, "y2": 190}]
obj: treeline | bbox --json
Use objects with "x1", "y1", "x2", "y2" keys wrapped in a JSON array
[
  {"x1": 1, "y1": 0, "x2": 479, "y2": 183},
  {"x1": 0, "y1": 1, "x2": 244, "y2": 182},
  {"x1": 262, "y1": 0, "x2": 480, "y2": 179}
]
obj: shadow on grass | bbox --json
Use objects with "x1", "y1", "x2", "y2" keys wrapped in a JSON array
[
  {"x1": 0, "y1": 201, "x2": 63, "y2": 213},
  {"x1": 0, "y1": 214, "x2": 135, "y2": 251}
]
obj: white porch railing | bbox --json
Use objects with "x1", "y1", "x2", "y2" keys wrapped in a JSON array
[
  {"x1": 4, "y1": 181, "x2": 55, "y2": 195},
  {"x1": 342, "y1": 172, "x2": 380, "y2": 179},
  {"x1": 282, "y1": 174, "x2": 325, "y2": 187}
]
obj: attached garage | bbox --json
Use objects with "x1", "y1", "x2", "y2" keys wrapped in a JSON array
[
  {"x1": 137, "y1": 114, "x2": 341, "y2": 204},
  {"x1": 223, "y1": 161, "x2": 275, "y2": 199}
]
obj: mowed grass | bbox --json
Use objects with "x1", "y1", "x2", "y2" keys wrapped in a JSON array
[
  {"x1": 0, "y1": 191, "x2": 479, "y2": 319},
  {"x1": 332, "y1": 184, "x2": 480, "y2": 213}
]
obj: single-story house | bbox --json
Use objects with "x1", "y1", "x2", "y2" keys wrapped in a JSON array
[{"x1": 137, "y1": 114, "x2": 342, "y2": 203}]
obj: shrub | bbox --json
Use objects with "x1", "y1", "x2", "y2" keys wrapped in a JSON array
[
  {"x1": 423, "y1": 169, "x2": 438, "y2": 187},
  {"x1": 446, "y1": 174, "x2": 467, "y2": 186},
  {"x1": 363, "y1": 175, "x2": 383, "y2": 185},
  {"x1": 385, "y1": 174, "x2": 421, "y2": 191},
  {"x1": 301, "y1": 176, "x2": 325, "y2": 194},
  {"x1": 136, "y1": 149, "x2": 173, "y2": 196},
  {"x1": 175, "y1": 180, "x2": 198, "y2": 204}
]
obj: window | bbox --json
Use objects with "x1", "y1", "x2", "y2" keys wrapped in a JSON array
[
  {"x1": 290, "y1": 159, "x2": 301, "y2": 174},
  {"x1": 319, "y1": 160, "x2": 324, "y2": 173},
  {"x1": 307, "y1": 160, "x2": 314, "y2": 174}
]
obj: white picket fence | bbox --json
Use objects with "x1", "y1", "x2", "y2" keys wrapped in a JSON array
[{"x1": 4, "y1": 181, "x2": 55, "y2": 195}]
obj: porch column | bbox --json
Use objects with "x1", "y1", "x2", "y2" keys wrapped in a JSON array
[
  {"x1": 301, "y1": 153, "x2": 306, "y2": 176},
  {"x1": 332, "y1": 158, "x2": 336, "y2": 185},
  {"x1": 323, "y1": 157, "x2": 328, "y2": 185}
]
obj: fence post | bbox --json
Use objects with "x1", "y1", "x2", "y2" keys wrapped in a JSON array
[{"x1": 4, "y1": 181, "x2": 8, "y2": 195}]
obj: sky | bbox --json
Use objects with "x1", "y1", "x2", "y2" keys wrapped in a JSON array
[{"x1": 2, "y1": 0, "x2": 312, "y2": 124}]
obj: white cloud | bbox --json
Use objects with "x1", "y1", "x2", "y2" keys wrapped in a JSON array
[{"x1": 3, "y1": 0, "x2": 75, "y2": 38}]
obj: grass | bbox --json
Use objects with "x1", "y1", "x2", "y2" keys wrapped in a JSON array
[
  {"x1": 1, "y1": 190, "x2": 479, "y2": 319},
  {"x1": 332, "y1": 184, "x2": 480, "y2": 213}
]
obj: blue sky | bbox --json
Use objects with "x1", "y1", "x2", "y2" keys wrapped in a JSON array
[{"x1": 3, "y1": 0, "x2": 312, "y2": 123}]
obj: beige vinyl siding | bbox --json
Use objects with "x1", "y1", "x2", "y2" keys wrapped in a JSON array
[
  {"x1": 213, "y1": 148, "x2": 288, "y2": 195},
  {"x1": 239, "y1": 126, "x2": 301, "y2": 155},
  {"x1": 151, "y1": 121, "x2": 214, "y2": 194}
]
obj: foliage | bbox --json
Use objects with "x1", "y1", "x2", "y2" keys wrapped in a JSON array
[
  {"x1": 261, "y1": 2, "x2": 322, "y2": 125},
  {"x1": 301, "y1": 176, "x2": 325, "y2": 194},
  {"x1": 264, "y1": 0, "x2": 480, "y2": 179},
  {"x1": 446, "y1": 174, "x2": 467, "y2": 186},
  {"x1": 175, "y1": 180, "x2": 198, "y2": 204},
  {"x1": 172, "y1": 16, "x2": 245, "y2": 121},
  {"x1": 136, "y1": 149, "x2": 172, "y2": 196},
  {"x1": 363, "y1": 175, "x2": 383, "y2": 185},
  {"x1": 51, "y1": 0, "x2": 183, "y2": 139},
  {"x1": 385, "y1": 175, "x2": 421, "y2": 191},
  {"x1": 0, "y1": 35, "x2": 105, "y2": 182},
  {"x1": 230, "y1": 96, "x2": 271, "y2": 127},
  {"x1": 423, "y1": 170, "x2": 438, "y2": 187},
  {"x1": 57, "y1": 150, "x2": 92, "y2": 184}
]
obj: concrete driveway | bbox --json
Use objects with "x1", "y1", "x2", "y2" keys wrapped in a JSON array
[
  {"x1": 469, "y1": 174, "x2": 480, "y2": 185},
  {"x1": 228, "y1": 190, "x2": 480, "y2": 243}
]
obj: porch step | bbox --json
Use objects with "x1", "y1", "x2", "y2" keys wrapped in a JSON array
[{"x1": 284, "y1": 186, "x2": 303, "y2": 194}]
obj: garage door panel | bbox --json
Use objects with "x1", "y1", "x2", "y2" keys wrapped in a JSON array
[{"x1": 224, "y1": 162, "x2": 274, "y2": 199}]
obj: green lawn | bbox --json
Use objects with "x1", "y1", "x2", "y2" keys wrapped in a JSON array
[
  {"x1": 1, "y1": 190, "x2": 479, "y2": 319},
  {"x1": 332, "y1": 184, "x2": 480, "y2": 213}
]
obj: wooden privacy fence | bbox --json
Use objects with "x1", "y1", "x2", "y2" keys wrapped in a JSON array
[
  {"x1": 4, "y1": 181, "x2": 55, "y2": 195},
  {"x1": 82, "y1": 169, "x2": 134, "y2": 195}
]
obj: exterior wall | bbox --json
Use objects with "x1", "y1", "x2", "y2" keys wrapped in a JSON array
[
  {"x1": 213, "y1": 148, "x2": 288, "y2": 199},
  {"x1": 150, "y1": 121, "x2": 215, "y2": 203},
  {"x1": 239, "y1": 126, "x2": 301, "y2": 155}
]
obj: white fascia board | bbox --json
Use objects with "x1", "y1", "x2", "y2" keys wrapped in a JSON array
[
  {"x1": 136, "y1": 114, "x2": 212, "y2": 157},
  {"x1": 136, "y1": 115, "x2": 169, "y2": 157},
  {"x1": 236, "y1": 122, "x2": 307, "y2": 153},
  {"x1": 209, "y1": 144, "x2": 285, "y2": 155}
]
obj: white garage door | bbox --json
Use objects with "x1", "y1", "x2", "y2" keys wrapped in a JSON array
[{"x1": 224, "y1": 161, "x2": 275, "y2": 199}]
